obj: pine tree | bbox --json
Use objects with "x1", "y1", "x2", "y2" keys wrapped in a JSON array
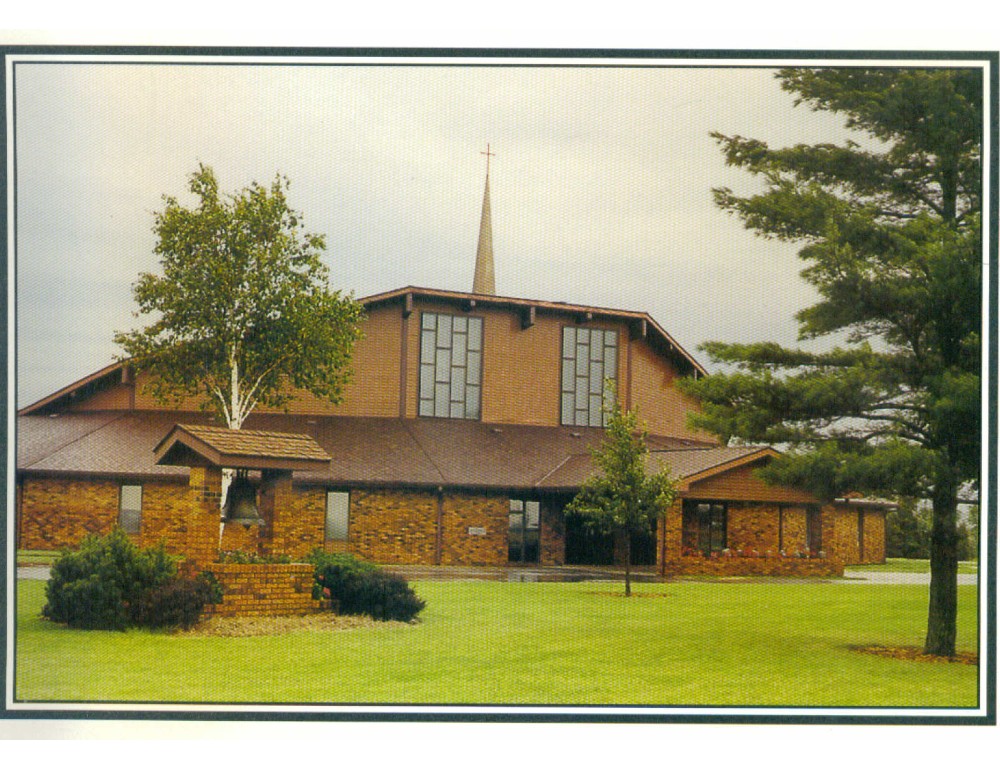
[{"x1": 681, "y1": 69, "x2": 982, "y2": 655}]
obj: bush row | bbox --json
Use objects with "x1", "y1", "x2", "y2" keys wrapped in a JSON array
[{"x1": 42, "y1": 534, "x2": 425, "y2": 630}]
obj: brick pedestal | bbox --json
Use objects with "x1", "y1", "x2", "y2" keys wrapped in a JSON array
[{"x1": 202, "y1": 562, "x2": 327, "y2": 617}]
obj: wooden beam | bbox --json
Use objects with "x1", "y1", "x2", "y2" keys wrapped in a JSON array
[
  {"x1": 402, "y1": 292, "x2": 413, "y2": 317},
  {"x1": 576, "y1": 311, "x2": 593, "y2": 324},
  {"x1": 521, "y1": 305, "x2": 536, "y2": 329}
]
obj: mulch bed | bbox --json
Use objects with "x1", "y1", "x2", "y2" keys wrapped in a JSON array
[
  {"x1": 173, "y1": 613, "x2": 411, "y2": 637},
  {"x1": 849, "y1": 644, "x2": 977, "y2": 666}
]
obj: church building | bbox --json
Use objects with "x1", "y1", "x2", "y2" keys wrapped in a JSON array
[{"x1": 15, "y1": 157, "x2": 888, "y2": 576}]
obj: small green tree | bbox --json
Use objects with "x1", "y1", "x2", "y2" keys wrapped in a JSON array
[
  {"x1": 114, "y1": 164, "x2": 365, "y2": 429},
  {"x1": 565, "y1": 400, "x2": 677, "y2": 597}
]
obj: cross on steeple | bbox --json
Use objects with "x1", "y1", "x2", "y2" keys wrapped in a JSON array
[{"x1": 481, "y1": 143, "x2": 495, "y2": 176}]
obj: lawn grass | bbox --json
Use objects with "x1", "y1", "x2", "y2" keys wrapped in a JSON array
[
  {"x1": 14, "y1": 578, "x2": 978, "y2": 707},
  {"x1": 847, "y1": 558, "x2": 978, "y2": 574},
  {"x1": 15, "y1": 550, "x2": 61, "y2": 566}
]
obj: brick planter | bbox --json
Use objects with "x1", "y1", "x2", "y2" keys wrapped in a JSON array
[
  {"x1": 201, "y1": 562, "x2": 328, "y2": 617},
  {"x1": 662, "y1": 556, "x2": 844, "y2": 578}
]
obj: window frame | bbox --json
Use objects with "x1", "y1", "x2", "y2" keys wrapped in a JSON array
[
  {"x1": 681, "y1": 500, "x2": 728, "y2": 556},
  {"x1": 417, "y1": 311, "x2": 484, "y2": 420},
  {"x1": 325, "y1": 490, "x2": 351, "y2": 542},
  {"x1": 118, "y1": 483, "x2": 143, "y2": 534},
  {"x1": 560, "y1": 325, "x2": 618, "y2": 427},
  {"x1": 508, "y1": 497, "x2": 541, "y2": 564}
]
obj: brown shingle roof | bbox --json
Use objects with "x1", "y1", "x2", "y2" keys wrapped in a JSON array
[
  {"x1": 535, "y1": 445, "x2": 777, "y2": 491},
  {"x1": 154, "y1": 424, "x2": 332, "y2": 471},
  {"x1": 18, "y1": 411, "x2": 765, "y2": 493}
]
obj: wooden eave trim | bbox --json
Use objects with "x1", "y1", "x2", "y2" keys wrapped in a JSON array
[
  {"x1": 362, "y1": 286, "x2": 708, "y2": 375},
  {"x1": 17, "y1": 468, "x2": 189, "y2": 483},
  {"x1": 18, "y1": 360, "x2": 128, "y2": 416}
]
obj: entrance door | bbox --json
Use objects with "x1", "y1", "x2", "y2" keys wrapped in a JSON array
[{"x1": 508, "y1": 499, "x2": 540, "y2": 563}]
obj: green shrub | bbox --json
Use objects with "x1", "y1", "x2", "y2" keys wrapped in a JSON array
[
  {"x1": 308, "y1": 550, "x2": 424, "y2": 622},
  {"x1": 336, "y1": 570, "x2": 426, "y2": 622},
  {"x1": 129, "y1": 576, "x2": 219, "y2": 630},
  {"x1": 43, "y1": 529, "x2": 178, "y2": 631},
  {"x1": 306, "y1": 549, "x2": 377, "y2": 599}
]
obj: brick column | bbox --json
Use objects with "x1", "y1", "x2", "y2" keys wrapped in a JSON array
[
  {"x1": 262, "y1": 470, "x2": 296, "y2": 556},
  {"x1": 661, "y1": 499, "x2": 683, "y2": 574},
  {"x1": 184, "y1": 465, "x2": 223, "y2": 569}
]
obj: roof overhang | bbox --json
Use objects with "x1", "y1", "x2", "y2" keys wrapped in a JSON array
[{"x1": 361, "y1": 286, "x2": 708, "y2": 377}]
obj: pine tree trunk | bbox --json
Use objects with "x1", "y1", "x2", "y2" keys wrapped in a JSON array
[
  {"x1": 924, "y1": 467, "x2": 960, "y2": 656},
  {"x1": 624, "y1": 530, "x2": 632, "y2": 598}
]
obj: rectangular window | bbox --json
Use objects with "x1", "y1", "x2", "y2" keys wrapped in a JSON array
[
  {"x1": 118, "y1": 484, "x2": 142, "y2": 534},
  {"x1": 325, "y1": 490, "x2": 350, "y2": 541},
  {"x1": 508, "y1": 498, "x2": 541, "y2": 563},
  {"x1": 681, "y1": 501, "x2": 727, "y2": 556},
  {"x1": 418, "y1": 312, "x2": 484, "y2": 419},
  {"x1": 561, "y1": 326, "x2": 617, "y2": 427}
]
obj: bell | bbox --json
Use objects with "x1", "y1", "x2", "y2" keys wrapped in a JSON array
[{"x1": 223, "y1": 471, "x2": 263, "y2": 528}]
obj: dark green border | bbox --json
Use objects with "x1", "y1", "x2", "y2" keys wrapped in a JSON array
[{"x1": 1, "y1": 46, "x2": 996, "y2": 727}]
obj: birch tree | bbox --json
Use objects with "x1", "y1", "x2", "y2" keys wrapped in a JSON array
[{"x1": 115, "y1": 164, "x2": 364, "y2": 430}]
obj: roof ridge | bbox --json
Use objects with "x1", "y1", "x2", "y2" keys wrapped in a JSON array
[
  {"x1": 534, "y1": 452, "x2": 583, "y2": 488},
  {"x1": 398, "y1": 418, "x2": 447, "y2": 486}
]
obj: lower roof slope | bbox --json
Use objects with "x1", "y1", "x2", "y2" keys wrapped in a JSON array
[{"x1": 17, "y1": 411, "x2": 766, "y2": 493}]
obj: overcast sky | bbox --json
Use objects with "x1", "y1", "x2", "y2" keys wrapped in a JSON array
[{"x1": 12, "y1": 56, "x2": 876, "y2": 408}]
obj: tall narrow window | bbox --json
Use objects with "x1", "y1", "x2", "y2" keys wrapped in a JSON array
[
  {"x1": 508, "y1": 499, "x2": 540, "y2": 563},
  {"x1": 325, "y1": 491, "x2": 350, "y2": 541},
  {"x1": 560, "y1": 326, "x2": 617, "y2": 427},
  {"x1": 118, "y1": 484, "x2": 142, "y2": 534},
  {"x1": 681, "y1": 500, "x2": 727, "y2": 556},
  {"x1": 418, "y1": 312, "x2": 483, "y2": 419}
]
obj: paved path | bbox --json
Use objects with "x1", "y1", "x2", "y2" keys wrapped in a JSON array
[
  {"x1": 841, "y1": 570, "x2": 978, "y2": 585},
  {"x1": 16, "y1": 566, "x2": 52, "y2": 581}
]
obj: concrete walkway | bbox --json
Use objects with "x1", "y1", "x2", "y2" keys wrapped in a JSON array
[{"x1": 841, "y1": 569, "x2": 978, "y2": 585}]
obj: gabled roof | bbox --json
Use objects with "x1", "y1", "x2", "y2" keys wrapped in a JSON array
[{"x1": 154, "y1": 424, "x2": 332, "y2": 472}]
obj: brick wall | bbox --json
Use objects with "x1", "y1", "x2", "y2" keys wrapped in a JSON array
[
  {"x1": 18, "y1": 477, "x2": 120, "y2": 550},
  {"x1": 662, "y1": 556, "x2": 844, "y2": 578},
  {"x1": 824, "y1": 504, "x2": 886, "y2": 565},
  {"x1": 201, "y1": 563, "x2": 326, "y2": 617},
  {"x1": 780, "y1": 506, "x2": 809, "y2": 555},
  {"x1": 18, "y1": 474, "x2": 215, "y2": 564},
  {"x1": 440, "y1": 492, "x2": 507, "y2": 565},
  {"x1": 727, "y1": 503, "x2": 780, "y2": 553},
  {"x1": 348, "y1": 488, "x2": 439, "y2": 564}
]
